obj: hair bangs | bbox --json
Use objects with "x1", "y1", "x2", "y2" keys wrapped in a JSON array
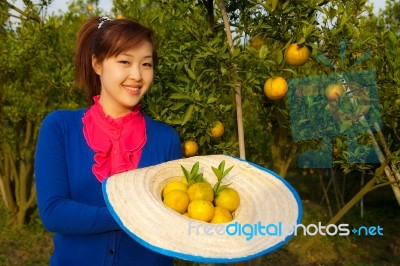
[{"x1": 105, "y1": 24, "x2": 154, "y2": 58}]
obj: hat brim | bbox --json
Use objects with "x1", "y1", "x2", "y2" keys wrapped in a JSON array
[{"x1": 103, "y1": 154, "x2": 302, "y2": 263}]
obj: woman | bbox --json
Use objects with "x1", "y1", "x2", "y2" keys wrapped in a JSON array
[{"x1": 34, "y1": 16, "x2": 182, "y2": 265}]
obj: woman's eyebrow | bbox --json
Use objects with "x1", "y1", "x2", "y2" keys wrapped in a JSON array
[{"x1": 120, "y1": 54, "x2": 153, "y2": 59}]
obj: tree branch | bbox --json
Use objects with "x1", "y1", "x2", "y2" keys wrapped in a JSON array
[
  {"x1": 0, "y1": 10, "x2": 21, "y2": 20},
  {"x1": 200, "y1": 0, "x2": 216, "y2": 33},
  {"x1": 0, "y1": 0, "x2": 41, "y2": 23},
  {"x1": 218, "y1": 0, "x2": 246, "y2": 159}
]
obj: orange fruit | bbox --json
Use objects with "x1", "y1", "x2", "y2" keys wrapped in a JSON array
[
  {"x1": 163, "y1": 190, "x2": 190, "y2": 214},
  {"x1": 250, "y1": 36, "x2": 264, "y2": 50},
  {"x1": 187, "y1": 182, "x2": 214, "y2": 202},
  {"x1": 87, "y1": 5, "x2": 94, "y2": 11},
  {"x1": 211, "y1": 121, "x2": 224, "y2": 138},
  {"x1": 214, "y1": 188, "x2": 240, "y2": 212},
  {"x1": 210, "y1": 206, "x2": 233, "y2": 224},
  {"x1": 264, "y1": 76, "x2": 288, "y2": 100},
  {"x1": 180, "y1": 176, "x2": 188, "y2": 186},
  {"x1": 183, "y1": 140, "x2": 198, "y2": 157},
  {"x1": 325, "y1": 84, "x2": 345, "y2": 101},
  {"x1": 188, "y1": 200, "x2": 215, "y2": 222},
  {"x1": 162, "y1": 180, "x2": 188, "y2": 199},
  {"x1": 116, "y1": 14, "x2": 124, "y2": 19},
  {"x1": 284, "y1": 43, "x2": 310, "y2": 66}
]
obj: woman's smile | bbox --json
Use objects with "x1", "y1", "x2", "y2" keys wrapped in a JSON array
[{"x1": 123, "y1": 84, "x2": 142, "y2": 95}]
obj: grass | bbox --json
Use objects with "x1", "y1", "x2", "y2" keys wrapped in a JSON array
[
  {"x1": 274, "y1": 168, "x2": 400, "y2": 266},
  {"x1": 0, "y1": 211, "x2": 52, "y2": 266},
  {"x1": 1, "y1": 169, "x2": 399, "y2": 265}
]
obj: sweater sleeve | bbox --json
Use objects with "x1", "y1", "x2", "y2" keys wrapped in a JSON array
[
  {"x1": 34, "y1": 111, "x2": 120, "y2": 235},
  {"x1": 169, "y1": 126, "x2": 183, "y2": 161}
]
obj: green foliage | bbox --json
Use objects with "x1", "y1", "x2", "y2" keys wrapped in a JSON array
[
  {"x1": 115, "y1": 0, "x2": 240, "y2": 155},
  {"x1": 0, "y1": 0, "x2": 399, "y2": 225},
  {"x1": 0, "y1": 0, "x2": 92, "y2": 225},
  {"x1": 181, "y1": 162, "x2": 205, "y2": 186},
  {"x1": 211, "y1": 160, "x2": 234, "y2": 196}
]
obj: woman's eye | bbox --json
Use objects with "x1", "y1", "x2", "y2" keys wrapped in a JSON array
[
  {"x1": 143, "y1": 63, "x2": 153, "y2": 68},
  {"x1": 119, "y1": 60, "x2": 130, "y2": 65}
]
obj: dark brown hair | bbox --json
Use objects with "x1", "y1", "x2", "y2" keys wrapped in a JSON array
[{"x1": 74, "y1": 17, "x2": 158, "y2": 104}]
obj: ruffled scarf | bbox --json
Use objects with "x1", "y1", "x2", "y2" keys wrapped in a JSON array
[{"x1": 82, "y1": 96, "x2": 146, "y2": 182}]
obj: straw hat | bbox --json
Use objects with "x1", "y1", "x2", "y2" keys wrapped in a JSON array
[{"x1": 103, "y1": 154, "x2": 302, "y2": 263}]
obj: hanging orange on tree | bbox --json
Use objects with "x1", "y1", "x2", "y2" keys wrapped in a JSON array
[
  {"x1": 284, "y1": 43, "x2": 310, "y2": 66},
  {"x1": 263, "y1": 76, "x2": 288, "y2": 100}
]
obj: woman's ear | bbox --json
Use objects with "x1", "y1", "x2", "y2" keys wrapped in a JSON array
[{"x1": 92, "y1": 55, "x2": 102, "y2": 76}]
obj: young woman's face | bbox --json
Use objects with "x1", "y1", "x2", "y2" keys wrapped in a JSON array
[{"x1": 92, "y1": 41, "x2": 154, "y2": 118}]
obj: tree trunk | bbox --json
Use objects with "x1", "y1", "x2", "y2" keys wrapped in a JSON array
[
  {"x1": 0, "y1": 121, "x2": 37, "y2": 225},
  {"x1": 270, "y1": 110, "x2": 297, "y2": 178},
  {"x1": 219, "y1": 0, "x2": 246, "y2": 160}
]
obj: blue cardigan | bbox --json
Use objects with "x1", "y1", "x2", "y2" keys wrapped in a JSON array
[{"x1": 34, "y1": 109, "x2": 182, "y2": 266}]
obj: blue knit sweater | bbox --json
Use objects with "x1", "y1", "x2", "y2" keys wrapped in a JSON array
[{"x1": 34, "y1": 109, "x2": 182, "y2": 266}]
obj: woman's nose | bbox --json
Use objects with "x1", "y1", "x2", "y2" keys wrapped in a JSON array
[{"x1": 129, "y1": 66, "x2": 142, "y2": 81}]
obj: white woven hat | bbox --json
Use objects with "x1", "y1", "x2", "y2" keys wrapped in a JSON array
[{"x1": 103, "y1": 154, "x2": 302, "y2": 263}]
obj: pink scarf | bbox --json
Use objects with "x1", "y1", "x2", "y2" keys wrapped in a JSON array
[{"x1": 82, "y1": 96, "x2": 146, "y2": 182}]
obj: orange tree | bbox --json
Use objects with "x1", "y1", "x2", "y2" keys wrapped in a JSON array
[
  {"x1": 0, "y1": 0, "x2": 98, "y2": 225},
  {"x1": 290, "y1": 0, "x2": 400, "y2": 256},
  {"x1": 111, "y1": 0, "x2": 328, "y2": 176},
  {"x1": 114, "y1": 0, "x2": 400, "y2": 207},
  {"x1": 299, "y1": 1, "x2": 400, "y2": 253},
  {"x1": 113, "y1": 0, "x2": 239, "y2": 156},
  {"x1": 1, "y1": 0, "x2": 399, "y2": 226},
  {"x1": 307, "y1": 0, "x2": 400, "y2": 188}
]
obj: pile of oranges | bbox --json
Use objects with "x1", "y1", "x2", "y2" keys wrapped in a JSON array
[{"x1": 162, "y1": 161, "x2": 240, "y2": 223}]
